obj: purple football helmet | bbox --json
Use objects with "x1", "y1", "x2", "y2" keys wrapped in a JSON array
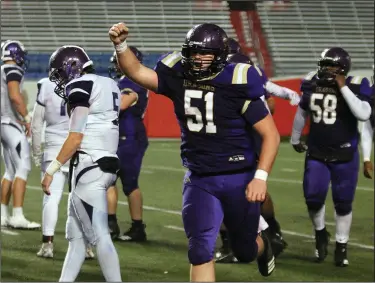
[
  {"x1": 227, "y1": 52, "x2": 253, "y2": 65},
  {"x1": 227, "y1": 38, "x2": 241, "y2": 55},
  {"x1": 49, "y1": 45, "x2": 93, "y2": 99},
  {"x1": 1, "y1": 40, "x2": 29, "y2": 70},
  {"x1": 181, "y1": 23, "x2": 229, "y2": 79},
  {"x1": 317, "y1": 47, "x2": 351, "y2": 82},
  {"x1": 108, "y1": 46, "x2": 143, "y2": 79}
]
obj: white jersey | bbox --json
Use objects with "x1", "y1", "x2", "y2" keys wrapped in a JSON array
[
  {"x1": 36, "y1": 77, "x2": 70, "y2": 161},
  {"x1": 1, "y1": 64, "x2": 25, "y2": 123},
  {"x1": 65, "y1": 73, "x2": 120, "y2": 161}
]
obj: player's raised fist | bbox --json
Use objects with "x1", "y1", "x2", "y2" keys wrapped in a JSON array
[{"x1": 109, "y1": 22, "x2": 129, "y2": 45}]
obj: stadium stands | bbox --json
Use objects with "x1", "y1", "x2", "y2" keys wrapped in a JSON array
[{"x1": 1, "y1": 1, "x2": 373, "y2": 78}]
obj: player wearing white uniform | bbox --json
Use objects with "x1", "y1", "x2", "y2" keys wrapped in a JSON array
[
  {"x1": 41, "y1": 45, "x2": 122, "y2": 282},
  {"x1": 31, "y1": 77, "x2": 95, "y2": 259},
  {"x1": 0, "y1": 40, "x2": 40, "y2": 229}
]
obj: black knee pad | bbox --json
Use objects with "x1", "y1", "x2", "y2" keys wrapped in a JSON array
[
  {"x1": 334, "y1": 202, "x2": 352, "y2": 216},
  {"x1": 306, "y1": 201, "x2": 324, "y2": 213}
]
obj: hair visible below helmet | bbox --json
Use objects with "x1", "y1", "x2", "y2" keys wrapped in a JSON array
[
  {"x1": 181, "y1": 23, "x2": 229, "y2": 80},
  {"x1": 48, "y1": 45, "x2": 93, "y2": 100},
  {"x1": 317, "y1": 47, "x2": 351, "y2": 82},
  {"x1": 1, "y1": 40, "x2": 29, "y2": 70},
  {"x1": 108, "y1": 46, "x2": 143, "y2": 79},
  {"x1": 227, "y1": 38, "x2": 241, "y2": 55},
  {"x1": 227, "y1": 53, "x2": 253, "y2": 65}
]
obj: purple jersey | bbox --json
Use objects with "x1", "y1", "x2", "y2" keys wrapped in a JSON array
[
  {"x1": 117, "y1": 76, "x2": 148, "y2": 141},
  {"x1": 154, "y1": 52, "x2": 268, "y2": 174},
  {"x1": 299, "y1": 72, "x2": 372, "y2": 161}
]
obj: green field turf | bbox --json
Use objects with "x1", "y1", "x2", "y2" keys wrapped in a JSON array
[{"x1": 1, "y1": 141, "x2": 374, "y2": 282}]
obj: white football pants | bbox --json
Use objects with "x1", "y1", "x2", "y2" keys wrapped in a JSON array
[
  {"x1": 59, "y1": 153, "x2": 121, "y2": 282},
  {"x1": 1, "y1": 121, "x2": 31, "y2": 181}
]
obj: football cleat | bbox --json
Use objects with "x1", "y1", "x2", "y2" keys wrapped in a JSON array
[
  {"x1": 37, "y1": 242, "x2": 54, "y2": 258},
  {"x1": 8, "y1": 216, "x2": 41, "y2": 230},
  {"x1": 117, "y1": 223, "x2": 147, "y2": 242},
  {"x1": 1, "y1": 216, "x2": 9, "y2": 227},
  {"x1": 334, "y1": 242, "x2": 349, "y2": 267},
  {"x1": 215, "y1": 246, "x2": 238, "y2": 263},
  {"x1": 257, "y1": 231, "x2": 275, "y2": 277},
  {"x1": 270, "y1": 232, "x2": 288, "y2": 258},
  {"x1": 315, "y1": 228, "x2": 330, "y2": 262},
  {"x1": 108, "y1": 219, "x2": 120, "y2": 240}
]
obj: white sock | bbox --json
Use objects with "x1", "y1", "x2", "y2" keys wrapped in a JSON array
[
  {"x1": 43, "y1": 197, "x2": 59, "y2": 236},
  {"x1": 1, "y1": 204, "x2": 9, "y2": 218},
  {"x1": 308, "y1": 205, "x2": 326, "y2": 231},
  {"x1": 335, "y1": 211, "x2": 352, "y2": 243},
  {"x1": 258, "y1": 215, "x2": 269, "y2": 233},
  {"x1": 59, "y1": 238, "x2": 86, "y2": 282},
  {"x1": 12, "y1": 207, "x2": 23, "y2": 217},
  {"x1": 96, "y1": 234, "x2": 122, "y2": 282}
]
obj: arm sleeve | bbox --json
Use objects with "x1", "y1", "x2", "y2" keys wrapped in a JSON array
[
  {"x1": 241, "y1": 99, "x2": 270, "y2": 126},
  {"x1": 341, "y1": 86, "x2": 371, "y2": 121},
  {"x1": 65, "y1": 80, "x2": 94, "y2": 109},
  {"x1": 290, "y1": 106, "x2": 308, "y2": 145},
  {"x1": 31, "y1": 103, "x2": 45, "y2": 156},
  {"x1": 5, "y1": 67, "x2": 23, "y2": 83},
  {"x1": 69, "y1": 106, "x2": 89, "y2": 133},
  {"x1": 265, "y1": 81, "x2": 290, "y2": 99},
  {"x1": 361, "y1": 119, "x2": 374, "y2": 162}
]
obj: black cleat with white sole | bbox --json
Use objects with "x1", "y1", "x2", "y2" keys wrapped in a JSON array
[
  {"x1": 108, "y1": 219, "x2": 120, "y2": 240},
  {"x1": 118, "y1": 223, "x2": 147, "y2": 242},
  {"x1": 315, "y1": 228, "x2": 330, "y2": 262},
  {"x1": 257, "y1": 231, "x2": 275, "y2": 277},
  {"x1": 334, "y1": 242, "x2": 349, "y2": 267}
]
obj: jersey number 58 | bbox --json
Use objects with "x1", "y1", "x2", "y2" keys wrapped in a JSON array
[
  {"x1": 310, "y1": 93, "x2": 337, "y2": 125},
  {"x1": 184, "y1": 89, "x2": 217, "y2": 134}
]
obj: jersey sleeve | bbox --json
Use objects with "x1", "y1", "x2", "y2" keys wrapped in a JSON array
[
  {"x1": 36, "y1": 79, "x2": 47, "y2": 106},
  {"x1": 241, "y1": 98, "x2": 270, "y2": 126},
  {"x1": 244, "y1": 64, "x2": 266, "y2": 99},
  {"x1": 299, "y1": 72, "x2": 316, "y2": 110},
  {"x1": 347, "y1": 76, "x2": 372, "y2": 102},
  {"x1": 153, "y1": 51, "x2": 181, "y2": 98},
  {"x1": 118, "y1": 77, "x2": 142, "y2": 96},
  {"x1": 4, "y1": 66, "x2": 24, "y2": 83},
  {"x1": 65, "y1": 79, "x2": 94, "y2": 108}
]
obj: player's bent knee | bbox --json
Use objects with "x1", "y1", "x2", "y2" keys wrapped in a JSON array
[
  {"x1": 334, "y1": 202, "x2": 352, "y2": 216},
  {"x1": 65, "y1": 215, "x2": 84, "y2": 241},
  {"x1": 123, "y1": 185, "x2": 138, "y2": 197},
  {"x1": 232, "y1": 242, "x2": 258, "y2": 263},
  {"x1": 3, "y1": 171, "x2": 15, "y2": 182},
  {"x1": 188, "y1": 240, "x2": 215, "y2": 265},
  {"x1": 14, "y1": 167, "x2": 30, "y2": 182},
  {"x1": 306, "y1": 201, "x2": 324, "y2": 212}
]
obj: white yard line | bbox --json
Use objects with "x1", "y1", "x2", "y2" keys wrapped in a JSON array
[
  {"x1": 165, "y1": 225, "x2": 372, "y2": 250},
  {"x1": 27, "y1": 185, "x2": 374, "y2": 250},
  {"x1": 1, "y1": 229, "x2": 19, "y2": 236}
]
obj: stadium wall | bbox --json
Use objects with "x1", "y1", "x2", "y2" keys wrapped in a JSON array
[{"x1": 23, "y1": 69, "x2": 372, "y2": 138}]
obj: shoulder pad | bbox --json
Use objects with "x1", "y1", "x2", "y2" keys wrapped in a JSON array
[
  {"x1": 37, "y1": 77, "x2": 50, "y2": 85},
  {"x1": 160, "y1": 51, "x2": 182, "y2": 68},
  {"x1": 231, "y1": 63, "x2": 251, "y2": 84},
  {"x1": 349, "y1": 76, "x2": 364, "y2": 85},
  {"x1": 304, "y1": 71, "x2": 317, "y2": 81}
]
